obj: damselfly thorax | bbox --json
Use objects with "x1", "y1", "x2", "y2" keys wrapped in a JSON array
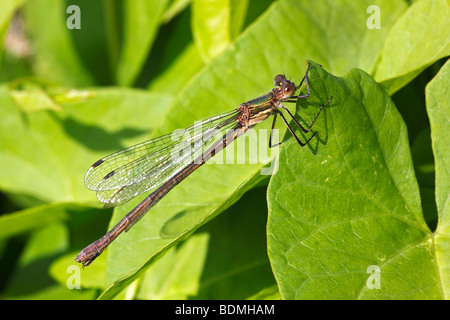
[{"x1": 239, "y1": 74, "x2": 298, "y2": 130}]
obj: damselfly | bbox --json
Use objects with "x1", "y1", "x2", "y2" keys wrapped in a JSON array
[{"x1": 76, "y1": 62, "x2": 333, "y2": 266}]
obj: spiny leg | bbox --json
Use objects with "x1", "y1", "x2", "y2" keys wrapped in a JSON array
[
  {"x1": 276, "y1": 62, "x2": 333, "y2": 145},
  {"x1": 291, "y1": 62, "x2": 312, "y2": 99},
  {"x1": 279, "y1": 95, "x2": 333, "y2": 134},
  {"x1": 278, "y1": 110, "x2": 317, "y2": 147},
  {"x1": 269, "y1": 113, "x2": 280, "y2": 148}
]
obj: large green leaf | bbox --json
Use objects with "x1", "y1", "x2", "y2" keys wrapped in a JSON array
[
  {"x1": 148, "y1": 43, "x2": 205, "y2": 95},
  {"x1": 375, "y1": 0, "x2": 450, "y2": 94},
  {"x1": 426, "y1": 60, "x2": 450, "y2": 297},
  {"x1": 0, "y1": 202, "x2": 71, "y2": 238},
  {"x1": 191, "y1": 0, "x2": 249, "y2": 62},
  {"x1": 116, "y1": 0, "x2": 170, "y2": 86},
  {"x1": 267, "y1": 61, "x2": 447, "y2": 299},
  {"x1": 191, "y1": 0, "x2": 232, "y2": 62},
  {"x1": 22, "y1": 0, "x2": 96, "y2": 86}
]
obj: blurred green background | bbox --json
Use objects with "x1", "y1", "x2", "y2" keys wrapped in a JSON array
[{"x1": 0, "y1": 0, "x2": 448, "y2": 300}]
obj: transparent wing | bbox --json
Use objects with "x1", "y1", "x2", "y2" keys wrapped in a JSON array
[{"x1": 84, "y1": 109, "x2": 240, "y2": 207}]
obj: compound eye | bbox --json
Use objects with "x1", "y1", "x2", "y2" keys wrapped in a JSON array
[{"x1": 283, "y1": 85, "x2": 293, "y2": 96}]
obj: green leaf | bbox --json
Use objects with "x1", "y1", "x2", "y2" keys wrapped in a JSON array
[
  {"x1": 6, "y1": 223, "x2": 98, "y2": 299},
  {"x1": 116, "y1": 0, "x2": 170, "y2": 86},
  {"x1": 247, "y1": 285, "x2": 281, "y2": 300},
  {"x1": 136, "y1": 232, "x2": 210, "y2": 299},
  {"x1": 161, "y1": 0, "x2": 191, "y2": 24},
  {"x1": 135, "y1": 186, "x2": 276, "y2": 300},
  {"x1": 0, "y1": 203, "x2": 69, "y2": 238},
  {"x1": 191, "y1": 0, "x2": 232, "y2": 62},
  {"x1": 148, "y1": 43, "x2": 205, "y2": 95},
  {"x1": 101, "y1": 154, "x2": 272, "y2": 298},
  {"x1": 426, "y1": 60, "x2": 449, "y2": 222},
  {"x1": 426, "y1": 60, "x2": 450, "y2": 298},
  {"x1": 375, "y1": 0, "x2": 450, "y2": 94},
  {"x1": 8, "y1": 78, "x2": 96, "y2": 113},
  {"x1": 229, "y1": 0, "x2": 249, "y2": 40},
  {"x1": 267, "y1": 61, "x2": 444, "y2": 299},
  {"x1": 3, "y1": 224, "x2": 67, "y2": 298},
  {"x1": 22, "y1": 0, "x2": 95, "y2": 87},
  {"x1": 50, "y1": 251, "x2": 107, "y2": 290},
  {"x1": 0, "y1": 85, "x2": 173, "y2": 204}
]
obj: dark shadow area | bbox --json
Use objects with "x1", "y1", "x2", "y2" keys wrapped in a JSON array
[
  {"x1": 153, "y1": 186, "x2": 275, "y2": 299},
  {"x1": 392, "y1": 58, "x2": 446, "y2": 232},
  {"x1": 67, "y1": 205, "x2": 113, "y2": 251},
  {"x1": 0, "y1": 235, "x2": 27, "y2": 293},
  {"x1": 2, "y1": 252, "x2": 61, "y2": 298},
  {"x1": 191, "y1": 186, "x2": 276, "y2": 299},
  {"x1": 160, "y1": 209, "x2": 196, "y2": 239},
  {"x1": 243, "y1": 0, "x2": 274, "y2": 29},
  {"x1": 0, "y1": 203, "x2": 111, "y2": 297},
  {"x1": 295, "y1": 92, "x2": 334, "y2": 155},
  {"x1": 48, "y1": 112, "x2": 149, "y2": 152},
  {"x1": 134, "y1": 4, "x2": 193, "y2": 88},
  {"x1": 65, "y1": 0, "x2": 117, "y2": 86},
  {"x1": 0, "y1": 192, "x2": 24, "y2": 216}
]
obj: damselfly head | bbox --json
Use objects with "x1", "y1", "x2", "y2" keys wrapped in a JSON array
[
  {"x1": 274, "y1": 74, "x2": 296, "y2": 99},
  {"x1": 273, "y1": 74, "x2": 287, "y2": 86}
]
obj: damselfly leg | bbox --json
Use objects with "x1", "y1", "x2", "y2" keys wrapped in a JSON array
[{"x1": 269, "y1": 63, "x2": 333, "y2": 148}]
